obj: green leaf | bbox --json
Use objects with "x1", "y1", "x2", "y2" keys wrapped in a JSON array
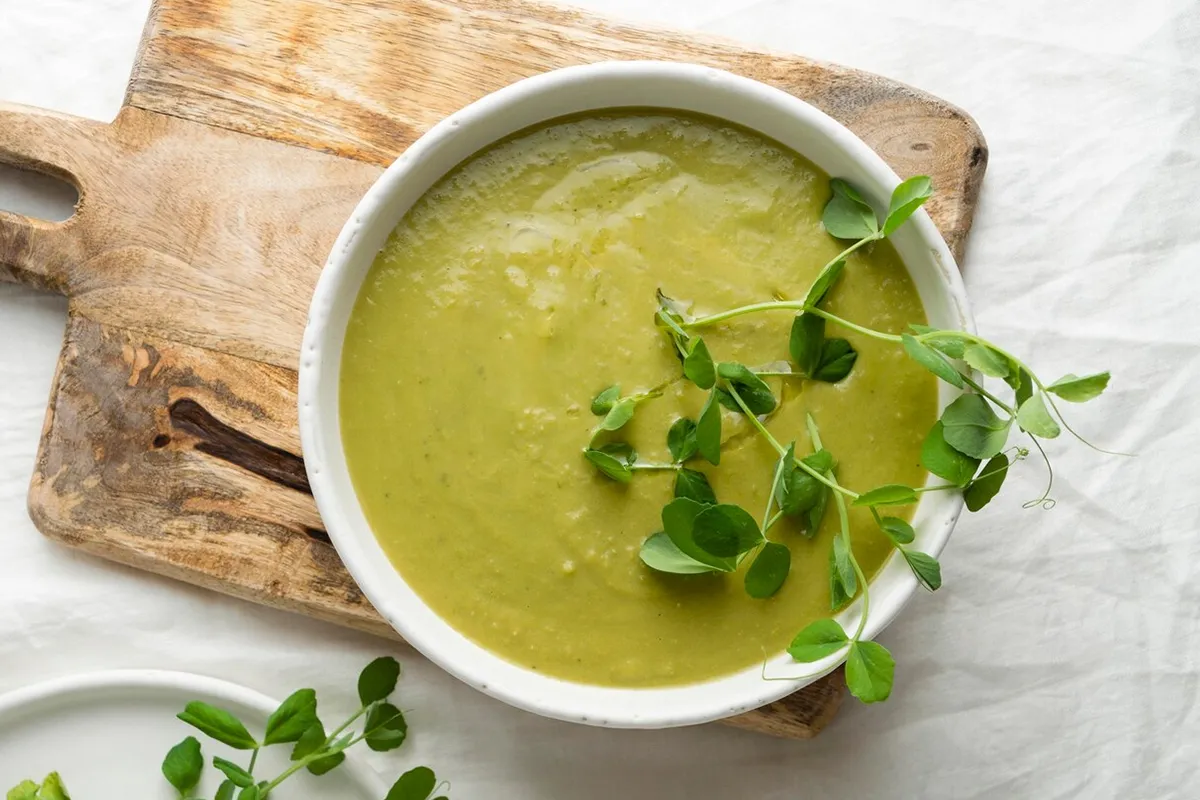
[
  {"x1": 213, "y1": 757, "x2": 254, "y2": 788},
  {"x1": 696, "y1": 389, "x2": 722, "y2": 466},
  {"x1": 662, "y1": 497, "x2": 735, "y2": 571},
  {"x1": 1016, "y1": 394, "x2": 1061, "y2": 438},
  {"x1": 1047, "y1": 371, "x2": 1110, "y2": 403},
  {"x1": 386, "y1": 767, "x2": 438, "y2": 800},
  {"x1": 666, "y1": 418, "x2": 698, "y2": 462},
  {"x1": 639, "y1": 532, "x2": 718, "y2": 574},
  {"x1": 845, "y1": 640, "x2": 895, "y2": 703},
  {"x1": 919, "y1": 330, "x2": 968, "y2": 359},
  {"x1": 178, "y1": 702, "x2": 258, "y2": 750},
  {"x1": 359, "y1": 656, "x2": 402, "y2": 705},
  {"x1": 1010, "y1": 368, "x2": 1034, "y2": 407},
  {"x1": 903, "y1": 549, "x2": 942, "y2": 591},
  {"x1": 878, "y1": 516, "x2": 915, "y2": 545},
  {"x1": 237, "y1": 786, "x2": 261, "y2": 800},
  {"x1": 882, "y1": 175, "x2": 933, "y2": 236},
  {"x1": 693, "y1": 504, "x2": 763, "y2": 558},
  {"x1": 216, "y1": 781, "x2": 236, "y2": 800},
  {"x1": 161, "y1": 736, "x2": 204, "y2": 793},
  {"x1": 583, "y1": 448, "x2": 632, "y2": 483},
  {"x1": 595, "y1": 442, "x2": 636, "y2": 466},
  {"x1": 596, "y1": 397, "x2": 637, "y2": 433},
  {"x1": 963, "y1": 344, "x2": 1010, "y2": 378},
  {"x1": 590, "y1": 385, "x2": 620, "y2": 415},
  {"x1": 940, "y1": 394, "x2": 1012, "y2": 459},
  {"x1": 307, "y1": 749, "x2": 346, "y2": 776},
  {"x1": 291, "y1": 720, "x2": 326, "y2": 762},
  {"x1": 902, "y1": 333, "x2": 963, "y2": 388},
  {"x1": 964, "y1": 453, "x2": 1009, "y2": 512},
  {"x1": 823, "y1": 178, "x2": 880, "y2": 240},
  {"x1": 803, "y1": 449, "x2": 834, "y2": 474},
  {"x1": 789, "y1": 314, "x2": 825, "y2": 377},
  {"x1": 853, "y1": 484, "x2": 917, "y2": 507},
  {"x1": 674, "y1": 468, "x2": 716, "y2": 505},
  {"x1": 813, "y1": 338, "x2": 857, "y2": 383},
  {"x1": 683, "y1": 338, "x2": 716, "y2": 389},
  {"x1": 920, "y1": 420, "x2": 980, "y2": 487},
  {"x1": 263, "y1": 688, "x2": 317, "y2": 746},
  {"x1": 6, "y1": 782, "x2": 38, "y2": 800},
  {"x1": 744, "y1": 542, "x2": 791, "y2": 599},
  {"x1": 717, "y1": 362, "x2": 776, "y2": 415},
  {"x1": 831, "y1": 536, "x2": 858, "y2": 604},
  {"x1": 787, "y1": 619, "x2": 849, "y2": 662},
  {"x1": 779, "y1": 466, "x2": 822, "y2": 516},
  {"x1": 364, "y1": 702, "x2": 408, "y2": 752},
  {"x1": 34, "y1": 775, "x2": 70, "y2": 800},
  {"x1": 807, "y1": 485, "x2": 830, "y2": 538},
  {"x1": 802, "y1": 258, "x2": 846, "y2": 309}
]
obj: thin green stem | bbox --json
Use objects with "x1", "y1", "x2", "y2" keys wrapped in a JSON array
[
  {"x1": 833, "y1": 465, "x2": 870, "y2": 642},
  {"x1": 762, "y1": 456, "x2": 786, "y2": 530},
  {"x1": 959, "y1": 372, "x2": 1016, "y2": 416},
  {"x1": 1022, "y1": 434, "x2": 1057, "y2": 509},
  {"x1": 323, "y1": 705, "x2": 368, "y2": 750},
  {"x1": 247, "y1": 748, "x2": 259, "y2": 776},
  {"x1": 726, "y1": 385, "x2": 859, "y2": 499},
  {"x1": 764, "y1": 509, "x2": 785, "y2": 533},
  {"x1": 630, "y1": 462, "x2": 682, "y2": 472}
]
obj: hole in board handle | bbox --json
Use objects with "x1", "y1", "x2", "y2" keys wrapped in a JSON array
[{"x1": 0, "y1": 163, "x2": 78, "y2": 222}]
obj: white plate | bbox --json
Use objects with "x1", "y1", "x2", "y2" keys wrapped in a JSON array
[{"x1": 0, "y1": 671, "x2": 386, "y2": 798}]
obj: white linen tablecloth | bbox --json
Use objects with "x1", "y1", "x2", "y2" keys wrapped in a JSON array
[{"x1": 2, "y1": 1, "x2": 1198, "y2": 796}]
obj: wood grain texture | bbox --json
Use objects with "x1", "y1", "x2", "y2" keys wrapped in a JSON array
[{"x1": 0, "y1": 0, "x2": 989, "y2": 739}]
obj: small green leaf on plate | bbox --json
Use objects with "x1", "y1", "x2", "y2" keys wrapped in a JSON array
[
  {"x1": 920, "y1": 331, "x2": 968, "y2": 359},
  {"x1": 212, "y1": 757, "x2": 254, "y2": 788},
  {"x1": 1047, "y1": 371, "x2": 1110, "y2": 403},
  {"x1": 902, "y1": 333, "x2": 964, "y2": 388},
  {"x1": 787, "y1": 618, "x2": 849, "y2": 662},
  {"x1": 964, "y1": 453, "x2": 1009, "y2": 512},
  {"x1": 683, "y1": 338, "x2": 716, "y2": 389},
  {"x1": 639, "y1": 532, "x2": 718, "y2": 574},
  {"x1": 674, "y1": 468, "x2": 716, "y2": 505},
  {"x1": 883, "y1": 175, "x2": 933, "y2": 236},
  {"x1": 940, "y1": 394, "x2": 1013, "y2": 459},
  {"x1": 692, "y1": 503, "x2": 763, "y2": 558},
  {"x1": 6, "y1": 782, "x2": 39, "y2": 800},
  {"x1": 845, "y1": 640, "x2": 896, "y2": 703},
  {"x1": 263, "y1": 688, "x2": 318, "y2": 746},
  {"x1": 386, "y1": 767, "x2": 438, "y2": 800},
  {"x1": 803, "y1": 258, "x2": 846, "y2": 309},
  {"x1": 1016, "y1": 393, "x2": 1061, "y2": 438},
  {"x1": 662, "y1": 498, "x2": 735, "y2": 572},
  {"x1": 789, "y1": 314, "x2": 825, "y2": 377},
  {"x1": 177, "y1": 702, "x2": 258, "y2": 750},
  {"x1": 666, "y1": 417, "x2": 698, "y2": 462},
  {"x1": 831, "y1": 535, "x2": 858, "y2": 602},
  {"x1": 853, "y1": 484, "x2": 918, "y2": 507},
  {"x1": 878, "y1": 516, "x2": 915, "y2": 545},
  {"x1": 963, "y1": 344, "x2": 1011, "y2": 378},
  {"x1": 823, "y1": 178, "x2": 880, "y2": 240},
  {"x1": 358, "y1": 656, "x2": 401, "y2": 705},
  {"x1": 1009, "y1": 368, "x2": 1034, "y2": 407},
  {"x1": 291, "y1": 721, "x2": 327, "y2": 762},
  {"x1": 716, "y1": 363, "x2": 777, "y2": 415},
  {"x1": 920, "y1": 420, "x2": 980, "y2": 487},
  {"x1": 744, "y1": 542, "x2": 791, "y2": 599},
  {"x1": 364, "y1": 702, "x2": 408, "y2": 752},
  {"x1": 584, "y1": 448, "x2": 633, "y2": 483},
  {"x1": 161, "y1": 737, "x2": 204, "y2": 793},
  {"x1": 813, "y1": 338, "x2": 858, "y2": 383},
  {"x1": 596, "y1": 397, "x2": 637, "y2": 433},
  {"x1": 903, "y1": 549, "x2": 942, "y2": 591},
  {"x1": 215, "y1": 780, "x2": 236, "y2": 800},
  {"x1": 696, "y1": 389, "x2": 722, "y2": 466},
  {"x1": 590, "y1": 385, "x2": 620, "y2": 416}
]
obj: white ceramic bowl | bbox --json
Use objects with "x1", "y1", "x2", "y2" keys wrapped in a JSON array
[{"x1": 299, "y1": 61, "x2": 973, "y2": 729}]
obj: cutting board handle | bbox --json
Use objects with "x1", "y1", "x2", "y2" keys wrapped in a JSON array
[{"x1": 0, "y1": 103, "x2": 108, "y2": 293}]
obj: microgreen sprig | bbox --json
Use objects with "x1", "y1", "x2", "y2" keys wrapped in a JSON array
[
  {"x1": 583, "y1": 174, "x2": 1117, "y2": 704},
  {"x1": 7, "y1": 658, "x2": 450, "y2": 800}
]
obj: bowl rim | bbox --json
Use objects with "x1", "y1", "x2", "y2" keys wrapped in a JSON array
[{"x1": 299, "y1": 60, "x2": 974, "y2": 728}]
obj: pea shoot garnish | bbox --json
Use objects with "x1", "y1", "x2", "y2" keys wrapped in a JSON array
[
  {"x1": 583, "y1": 175, "x2": 1115, "y2": 703},
  {"x1": 6, "y1": 658, "x2": 450, "y2": 800}
]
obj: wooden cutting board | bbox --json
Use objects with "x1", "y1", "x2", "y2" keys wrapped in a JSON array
[{"x1": 0, "y1": 0, "x2": 986, "y2": 739}]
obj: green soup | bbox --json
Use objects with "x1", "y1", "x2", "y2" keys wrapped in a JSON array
[{"x1": 340, "y1": 111, "x2": 936, "y2": 687}]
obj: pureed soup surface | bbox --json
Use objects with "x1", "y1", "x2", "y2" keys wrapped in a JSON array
[{"x1": 341, "y1": 111, "x2": 937, "y2": 687}]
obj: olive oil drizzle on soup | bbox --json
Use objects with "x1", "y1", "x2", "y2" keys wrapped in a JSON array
[{"x1": 340, "y1": 112, "x2": 936, "y2": 688}]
